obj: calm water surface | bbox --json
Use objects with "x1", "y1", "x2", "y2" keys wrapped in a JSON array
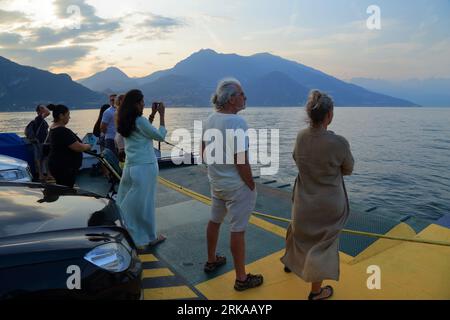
[{"x1": 1, "y1": 107, "x2": 449, "y2": 223}]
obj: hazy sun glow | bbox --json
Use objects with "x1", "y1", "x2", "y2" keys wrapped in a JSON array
[{"x1": 7, "y1": 0, "x2": 56, "y2": 26}]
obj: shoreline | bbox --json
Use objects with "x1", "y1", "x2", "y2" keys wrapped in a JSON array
[{"x1": 3, "y1": 105, "x2": 450, "y2": 114}]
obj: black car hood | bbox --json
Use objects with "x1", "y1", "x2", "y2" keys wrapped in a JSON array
[{"x1": 0, "y1": 183, "x2": 124, "y2": 238}]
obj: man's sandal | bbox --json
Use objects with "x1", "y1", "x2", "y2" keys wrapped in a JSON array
[
  {"x1": 204, "y1": 255, "x2": 226, "y2": 273},
  {"x1": 308, "y1": 285, "x2": 334, "y2": 300},
  {"x1": 234, "y1": 273, "x2": 264, "y2": 291}
]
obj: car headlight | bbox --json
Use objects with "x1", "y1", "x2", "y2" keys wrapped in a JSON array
[
  {"x1": 84, "y1": 243, "x2": 131, "y2": 272},
  {"x1": 0, "y1": 169, "x2": 28, "y2": 182}
]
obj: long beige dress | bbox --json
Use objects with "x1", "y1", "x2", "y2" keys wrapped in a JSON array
[{"x1": 281, "y1": 127, "x2": 354, "y2": 282}]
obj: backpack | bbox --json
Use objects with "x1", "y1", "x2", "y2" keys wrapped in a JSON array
[
  {"x1": 24, "y1": 119, "x2": 45, "y2": 142},
  {"x1": 24, "y1": 120, "x2": 37, "y2": 141}
]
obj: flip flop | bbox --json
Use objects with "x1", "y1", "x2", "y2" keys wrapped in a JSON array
[
  {"x1": 308, "y1": 285, "x2": 334, "y2": 300},
  {"x1": 148, "y1": 234, "x2": 167, "y2": 247}
]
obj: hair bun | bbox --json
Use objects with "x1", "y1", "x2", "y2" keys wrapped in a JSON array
[
  {"x1": 311, "y1": 90, "x2": 322, "y2": 103},
  {"x1": 305, "y1": 89, "x2": 334, "y2": 125},
  {"x1": 47, "y1": 104, "x2": 56, "y2": 111}
]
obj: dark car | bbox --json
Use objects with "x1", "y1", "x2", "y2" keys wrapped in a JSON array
[{"x1": 0, "y1": 182, "x2": 142, "y2": 300}]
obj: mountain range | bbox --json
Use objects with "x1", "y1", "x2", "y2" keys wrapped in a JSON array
[
  {"x1": 0, "y1": 49, "x2": 423, "y2": 111},
  {"x1": 79, "y1": 49, "x2": 418, "y2": 107},
  {"x1": 77, "y1": 67, "x2": 139, "y2": 93},
  {"x1": 0, "y1": 56, "x2": 105, "y2": 111}
]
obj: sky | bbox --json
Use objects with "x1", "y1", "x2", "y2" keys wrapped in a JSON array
[{"x1": 0, "y1": 0, "x2": 449, "y2": 81}]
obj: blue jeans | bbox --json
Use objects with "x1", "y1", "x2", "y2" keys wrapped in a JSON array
[{"x1": 105, "y1": 138, "x2": 118, "y2": 156}]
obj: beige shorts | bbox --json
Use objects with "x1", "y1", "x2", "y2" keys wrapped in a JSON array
[{"x1": 210, "y1": 184, "x2": 257, "y2": 232}]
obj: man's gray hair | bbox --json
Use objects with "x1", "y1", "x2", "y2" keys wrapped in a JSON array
[{"x1": 211, "y1": 78, "x2": 241, "y2": 110}]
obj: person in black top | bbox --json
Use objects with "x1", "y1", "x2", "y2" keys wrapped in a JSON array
[
  {"x1": 33, "y1": 105, "x2": 50, "y2": 143},
  {"x1": 25, "y1": 105, "x2": 50, "y2": 181},
  {"x1": 47, "y1": 105, "x2": 92, "y2": 188}
]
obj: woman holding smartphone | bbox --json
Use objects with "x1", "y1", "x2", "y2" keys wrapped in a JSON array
[{"x1": 116, "y1": 90, "x2": 168, "y2": 249}]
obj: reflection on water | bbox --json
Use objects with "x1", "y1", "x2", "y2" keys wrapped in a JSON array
[{"x1": 1, "y1": 107, "x2": 450, "y2": 222}]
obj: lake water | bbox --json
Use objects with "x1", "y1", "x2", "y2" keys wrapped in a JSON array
[{"x1": 1, "y1": 107, "x2": 449, "y2": 223}]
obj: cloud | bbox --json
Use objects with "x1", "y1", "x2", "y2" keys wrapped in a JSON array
[
  {"x1": 0, "y1": 9, "x2": 30, "y2": 25},
  {"x1": 0, "y1": 0, "x2": 120, "y2": 49},
  {"x1": 28, "y1": 27, "x2": 76, "y2": 47},
  {"x1": 0, "y1": 26, "x2": 106, "y2": 68},
  {"x1": 0, "y1": 32, "x2": 23, "y2": 48},
  {"x1": 26, "y1": 0, "x2": 122, "y2": 47},
  {"x1": 128, "y1": 13, "x2": 186, "y2": 41},
  {"x1": 0, "y1": 45, "x2": 93, "y2": 69},
  {"x1": 25, "y1": 21, "x2": 120, "y2": 47},
  {"x1": 139, "y1": 14, "x2": 183, "y2": 29},
  {"x1": 0, "y1": 0, "x2": 121, "y2": 69},
  {"x1": 53, "y1": 0, "x2": 105, "y2": 24},
  {"x1": 1, "y1": 1, "x2": 186, "y2": 69}
]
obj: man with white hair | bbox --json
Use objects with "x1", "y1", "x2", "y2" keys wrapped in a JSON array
[{"x1": 201, "y1": 78, "x2": 263, "y2": 291}]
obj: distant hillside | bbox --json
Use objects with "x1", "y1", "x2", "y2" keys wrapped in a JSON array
[
  {"x1": 0, "y1": 56, "x2": 105, "y2": 111},
  {"x1": 246, "y1": 71, "x2": 310, "y2": 106},
  {"x1": 350, "y1": 77, "x2": 450, "y2": 107},
  {"x1": 78, "y1": 67, "x2": 138, "y2": 93},
  {"x1": 80, "y1": 49, "x2": 416, "y2": 107},
  {"x1": 139, "y1": 74, "x2": 207, "y2": 106}
]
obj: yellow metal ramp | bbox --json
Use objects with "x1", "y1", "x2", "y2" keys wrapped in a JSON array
[
  {"x1": 195, "y1": 224, "x2": 450, "y2": 300},
  {"x1": 139, "y1": 253, "x2": 205, "y2": 300}
]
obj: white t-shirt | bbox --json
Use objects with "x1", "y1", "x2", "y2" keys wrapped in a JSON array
[
  {"x1": 202, "y1": 112, "x2": 249, "y2": 192},
  {"x1": 101, "y1": 106, "x2": 117, "y2": 140}
]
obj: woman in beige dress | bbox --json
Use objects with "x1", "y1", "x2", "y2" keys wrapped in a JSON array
[{"x1": 281, "y1": 90, "x2": 354, "y2": 300}]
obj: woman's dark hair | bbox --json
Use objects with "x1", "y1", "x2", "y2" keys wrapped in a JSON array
[
  {"x1": 305, "y1": 90, "x2": 334, "y2": 126},
  {"x1": 117, "y1": 89, "x2": 144, "y2": 138},
  {"x1": 93, "y1": 104, "x2": 111, "y2": 137},
  {"x1": 47, "y1": 104, "x2": 69, "y2": 122}
]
